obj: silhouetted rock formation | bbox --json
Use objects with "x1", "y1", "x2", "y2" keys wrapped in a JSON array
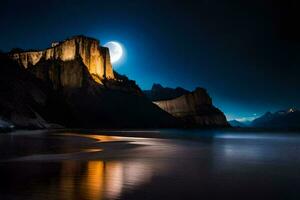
[
  {"x1": 0, "y1": 53, "x2": 74, "y2": 128},
  {"x1": 144, "y1": 83, "x2": 189, "y2": 101},
  {"x1": 145, "y1": 85, "x2": 229, "y2": 127},
  {"x1": 251, "y1": 108, "x2": 300, "y2": 129},
  {"x1": 1, "y1": 36, "x2": 178, "y2": 129}
]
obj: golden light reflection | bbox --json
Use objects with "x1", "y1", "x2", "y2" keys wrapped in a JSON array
[
  {"x1": 82, "y1": 161, "x2": 104, "y2": 199},
  {"x1": 62, "y1": 133, "x2": 123, "y2": 143},
  {"x1": 59, "y1": 161, "x2": 107, "y2": 200},
  {"x1": 82, "y1": 148, "x2": 103, "y2": 153},
  {"x1": 58, "y1": 159, "x2": 153, "y2": 200},
  {"x1": 54, "y1": 133, "x2": 158, "y2": 199}
]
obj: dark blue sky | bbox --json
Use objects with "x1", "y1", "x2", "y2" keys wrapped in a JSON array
[{"x1": 1, "y1": 0, "x2": 299, "y2": 120}]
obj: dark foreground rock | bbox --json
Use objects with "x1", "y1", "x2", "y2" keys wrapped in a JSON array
[
  {"x1": 144, "y1": 83, "x2": 189, "y2": 101},
  {"x1": 0, "y1": 53, "x2": 75, "y2": 129}
]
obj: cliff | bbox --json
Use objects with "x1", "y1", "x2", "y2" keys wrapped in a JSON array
[
  {"x1": 0, "y1": 53, "x2": 74, "y2": 128},
  {"x1": 2, "y1": 35, "x2": 228, "y2": 129},
  {"x1": 1, "y1": 36, "x2": 178, "y2": 129},
  {"x1": 9, "y1": 36, "x2": 114, "y2": 86},
  {"x1": 147, "y1": 86, "x2": 229, "y2": 127}
]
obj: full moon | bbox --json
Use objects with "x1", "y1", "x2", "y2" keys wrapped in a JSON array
[{"x1": 104, "y1": 41, "x2": 123, "y2": 63}]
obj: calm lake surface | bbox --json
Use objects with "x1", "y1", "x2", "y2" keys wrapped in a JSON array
[{"x1": 0, "y1": 129, "x2": 300, "y2": 200}]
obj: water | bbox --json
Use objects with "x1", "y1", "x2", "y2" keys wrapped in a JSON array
[{"x1": 0, "y1": 130, "x2": 300, "y2": 200}]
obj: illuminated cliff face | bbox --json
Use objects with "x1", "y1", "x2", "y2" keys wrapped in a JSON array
[
  {"x1": 10, "y1": 36, "x2": 115, "y2": 84},
  {"x1": 153, "y1": 88, "x2": 229, "y2": 126}
]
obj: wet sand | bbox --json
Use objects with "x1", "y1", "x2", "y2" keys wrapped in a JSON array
[{"x1": 0, "y1": 129, "x2": 300, "y2": 199}]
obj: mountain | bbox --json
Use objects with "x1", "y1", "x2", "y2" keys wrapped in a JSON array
[
  {"x1": 9, "y1": 35, "x2": 114, "y2": 85},
  {"x1": 144, "y1": 84, "x2": 190, "y2": 101},
  {"x1": 251, "y1": 108, "x2": 300, "y2": 129},
  {"x1": 0, "y1": 36, "x2": 178, "y2": 129},
  {"x1": 144, "y1": 85, "x2": 229, "y2": 127},
  {"x1": 0, "y1": 53, "x2": 74, "y2": 129},
  {"x1": 228, "y1": 120, "x2": 248, "y2": 127},
  {"x1": 1, "y1": 35, "x2": 230, "y2": 129}
]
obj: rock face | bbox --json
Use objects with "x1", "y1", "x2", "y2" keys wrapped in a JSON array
[
  {"x1": 146, "y1": 85, "x2": 229, "y2": 127},
  {"x1": 1, "y1": 35, "x2": 229, "y2": 129},
  {"x1": 0, "y1": 53, "x2": 74, "y2": 128},
  {"x1": 9, "y1": 36, "x2": 114, "y2": 86},
  {"x1": 1, "y1": 36, "x2": 178, "y2": 129}
]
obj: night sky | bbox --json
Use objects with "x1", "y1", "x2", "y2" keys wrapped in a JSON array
[{"x1": 0, "y1": 0, "x2": 299, "y2": 120}]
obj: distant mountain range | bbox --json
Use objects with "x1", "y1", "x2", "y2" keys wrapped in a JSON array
[
  {"x1": 230, "y1": 108, "x2": 300, "y2": 129},
  {"x1": 228, "y1": 120, "x2": 249, "y2": 127},
  {"x1": 251, "y1": 108, "x2": 300, "y2": 129}
]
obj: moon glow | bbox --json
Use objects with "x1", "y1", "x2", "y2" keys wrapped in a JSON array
[{"x1": 104, "y1": 41, "x2": 123, "y2": 63}]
